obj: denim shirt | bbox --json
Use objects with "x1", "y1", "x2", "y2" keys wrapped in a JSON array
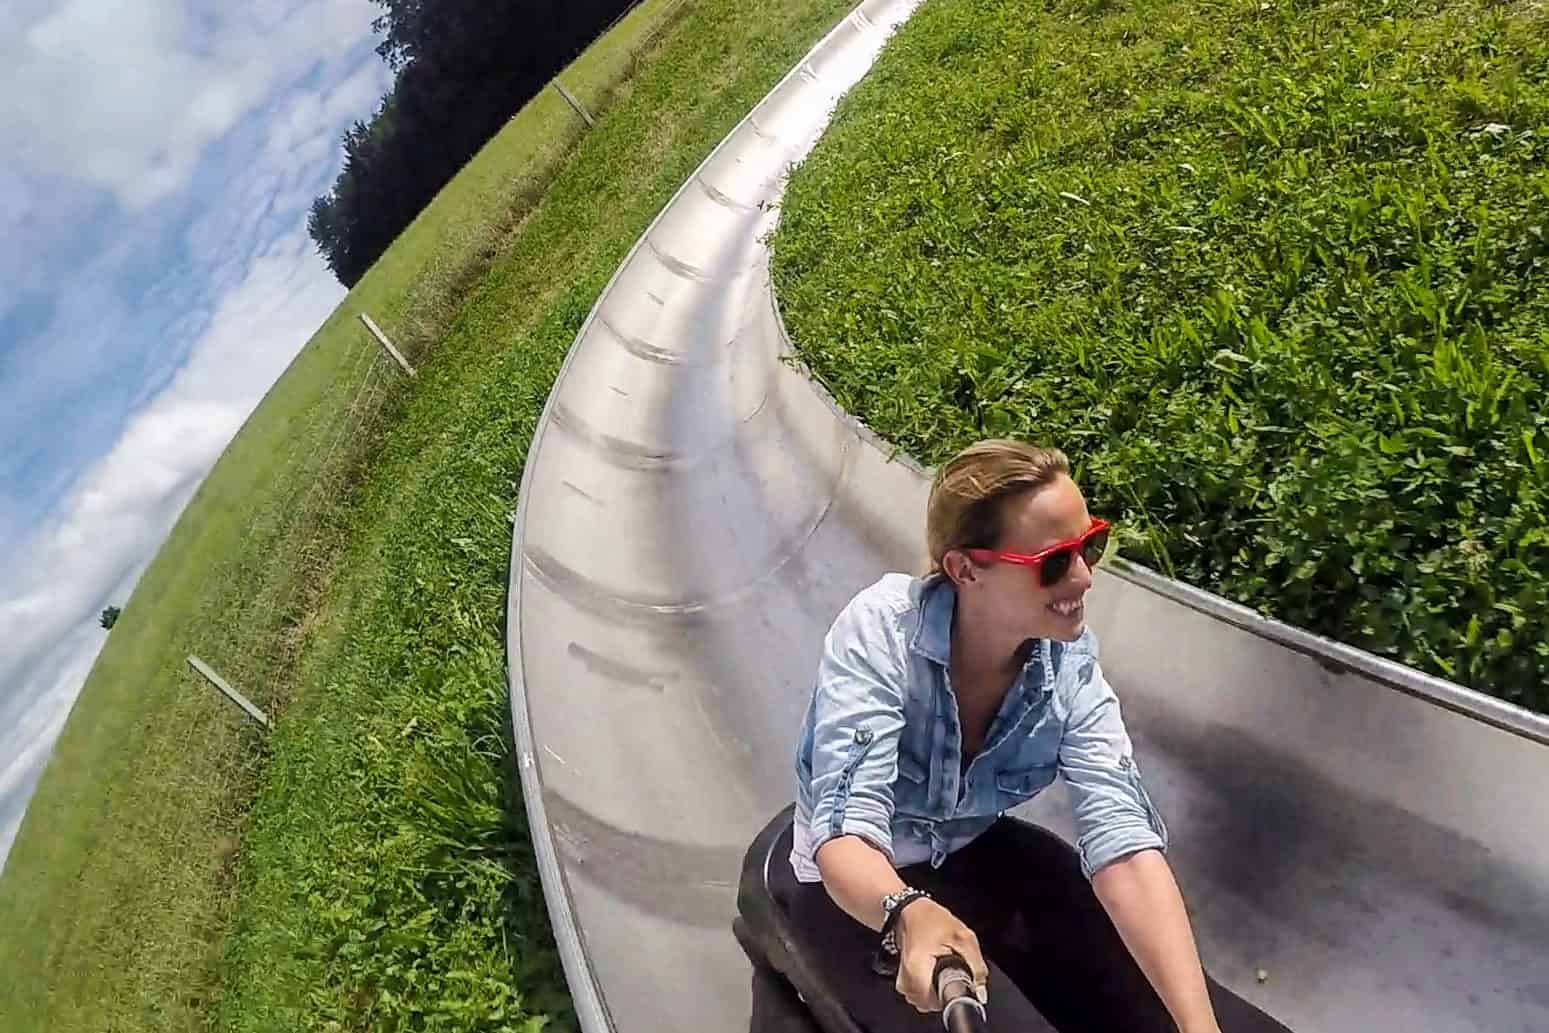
[{"x1": 791, "y1": 572, "x2": 1167, "y2": 883}]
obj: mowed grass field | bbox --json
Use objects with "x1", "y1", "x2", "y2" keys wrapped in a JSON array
[
  {"x1": 0, "y1": 0, "x2": 858, "y2": 1029},
  {"x1": 773, "y1": 0, "x2": 1549, "y2": 707}
]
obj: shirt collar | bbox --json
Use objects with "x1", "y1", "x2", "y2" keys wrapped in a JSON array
[
  {"x1": 910, "y1": 573, "x2": 1055, "y2": 685},
  {"x1": 909, "y1": 572, "x2": 955, "y2": 666}
]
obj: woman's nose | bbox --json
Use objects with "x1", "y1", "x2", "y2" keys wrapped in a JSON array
[{"x1": 1067, "y1": 553, "x2": 1096, "y2": 589}]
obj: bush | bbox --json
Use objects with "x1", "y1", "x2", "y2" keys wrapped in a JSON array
[{"x1": 772, "y1": 0, "x2": 1549, "y2": 709}]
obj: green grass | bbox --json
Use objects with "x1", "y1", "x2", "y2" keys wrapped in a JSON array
[
  {"x1": 772, "y1": 0, "x2": 1549, "y2": 708},
  {"x1": 221, "y1": 5, "x2": 860, "y2": 1027},
  {"x1": 0, "y1": 0, "x2": 860, "y2": 1029}
]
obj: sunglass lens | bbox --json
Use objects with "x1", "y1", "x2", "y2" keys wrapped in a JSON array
[
  {"x1": 1083, "y1": 528, "x2": 1109, "y2": 569},
  {"x1": 1039, "y1": 548, "x2": 1073, "y2": 587}
]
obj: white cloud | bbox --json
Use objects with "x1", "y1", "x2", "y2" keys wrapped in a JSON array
[
  {"x1": 3, "y1": 0, "x2": 378, "y2": 210},
  {"x1": 0, "y1": 626, "x2": 98, "y2": 864},
  {"x1": 182, "y1": 58, "x2": 389, "y2": 276},
  {"x1": 0, "y1": 166, "x2": 34, "y2": 227},
  {"x1": 0, "y1": 223, "x2": 346, "y2": 868},
  {"x1": 0, "y1": 2, "x2": 389, "y2": 872},
  {"x1": 0, "y1": 11, "x2": 388, "y2": 543}
]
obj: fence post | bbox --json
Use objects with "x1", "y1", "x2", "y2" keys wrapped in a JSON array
[
  {"x1": 359, "y1": 313, "x2": 416, "y2": 377},
  {"x1": 187, "y1": 656, "x2": 270, "y2": 728},
  {"x1": 552, "y1": 81, "x2": 596, "y2": 128}
]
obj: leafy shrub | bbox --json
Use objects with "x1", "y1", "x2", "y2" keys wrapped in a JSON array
[{"x1": 773, "y1": 0, "x2": 1549, "y2": 708}]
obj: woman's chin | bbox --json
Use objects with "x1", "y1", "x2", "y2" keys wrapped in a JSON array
[{"x1": 1040, "y1": 605, "x2": 1087, "y2": 642}]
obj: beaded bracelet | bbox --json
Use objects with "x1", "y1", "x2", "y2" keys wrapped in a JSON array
[{"x1": 879, "y1": 887, "x2": 932, "y2": 957}]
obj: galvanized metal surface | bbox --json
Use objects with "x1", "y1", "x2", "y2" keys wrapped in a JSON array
[{"x1": 505, "y1": 3, "x2": 1549, "y2": 1030}]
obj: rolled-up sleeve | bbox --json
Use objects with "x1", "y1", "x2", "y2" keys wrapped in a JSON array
[
  {"x1": 1058, "y1": 646, "x2": 1168, "y2": 878},
  {"x1": 805, "y1": 602, "x2": 907, "y2": 863}
]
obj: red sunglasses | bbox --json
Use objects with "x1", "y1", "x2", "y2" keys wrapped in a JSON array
[{"x1": 963, "y1": 518, "x2": 1111, "y2": 587}]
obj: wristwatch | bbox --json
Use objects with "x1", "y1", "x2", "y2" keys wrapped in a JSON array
[{"x1": 879, "y1": 887, "x2": 931, "y2": 957}]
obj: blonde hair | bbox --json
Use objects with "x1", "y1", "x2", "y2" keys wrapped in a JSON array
[{"x1": 925, "y1": 439, "x2": 1071, "y2": 575}]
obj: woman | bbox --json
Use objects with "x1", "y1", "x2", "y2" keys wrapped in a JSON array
[{"x1": 771, "y1": 439, "x2": 1225, "y2": 1033}]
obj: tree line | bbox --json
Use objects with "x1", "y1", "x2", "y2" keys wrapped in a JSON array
[{"x1": 309, "y1": 0, "x2": 638, "y2": 286}]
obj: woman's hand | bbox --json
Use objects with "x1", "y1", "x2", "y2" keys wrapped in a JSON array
[{"x1": 894, "y1": 898, "x2": 989, "y2": 1012}]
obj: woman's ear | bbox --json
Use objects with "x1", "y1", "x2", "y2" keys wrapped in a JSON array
[{"x1": 941, "y1": 548, "x2": 977, "y2": 588}]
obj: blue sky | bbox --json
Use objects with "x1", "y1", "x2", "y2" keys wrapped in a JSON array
[{"x1": 0, "y1": 0, "x2": 392, "y2": 870}]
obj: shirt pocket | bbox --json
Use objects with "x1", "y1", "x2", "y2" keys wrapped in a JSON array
[
  {"x1": 899, "y1": 669, "x2": 935, "y2": 773},
  {"x1": 993, "y1": 763, "x2": 1057, "y2": 811},
  {"x1": 893, "y1": 747, "x2": 929, "y2": 813}
]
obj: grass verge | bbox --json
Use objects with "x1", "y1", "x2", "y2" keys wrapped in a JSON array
[
  {"x1": 220, "y1": 3, "x2": 859, "y2": 1027},
  {"x1": 4, "y1": 2, "x2": 862, "y2": 1032},
  {"x1": 772, "y1": 0, "x2": 1549, "y2": 707},
  {"x1": 0, "y1": 0, "x2": 845, "y2": 1029}
]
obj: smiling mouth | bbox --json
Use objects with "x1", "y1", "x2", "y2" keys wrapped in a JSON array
[{"x1": 1049, "y1": 598, "x2": 1084, "y2": 618}]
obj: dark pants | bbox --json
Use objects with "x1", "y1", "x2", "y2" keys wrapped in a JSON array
[{"x1": 767, "y1": 819, "x2": 1286, "y2": 1033}]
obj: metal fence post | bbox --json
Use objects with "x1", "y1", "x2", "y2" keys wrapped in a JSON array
[
  {"x1": 359, "y1": 313, "x2": 416, "y2": 377},
  {"x1": 552, "y1": 81, "x2": 597, "y2": 128},
  {"x1": 187, "y1": 656, "x2": 270, "y2": 728}
]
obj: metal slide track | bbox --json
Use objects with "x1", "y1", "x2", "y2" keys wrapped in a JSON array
[{"x1": 506, "y1": 2, "x2": 1549, "y2": 1029}]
